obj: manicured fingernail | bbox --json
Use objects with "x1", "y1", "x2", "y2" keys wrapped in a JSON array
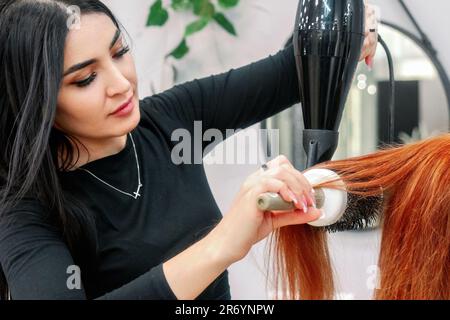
[
  {"x1": 302, "y1": 200, "x2": 308, "y2": 213},
  {"x1": 288, "y1": 191, "x2": 298, "y2": 204},
  {"x1": 366, "y1": 56, "x2": 373, "y2": 71},
  {"x1": 311, "y1": 188, "x2": 316, "y2": 194}
]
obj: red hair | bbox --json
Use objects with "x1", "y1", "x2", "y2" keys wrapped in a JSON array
[{"x1": 270, "y1": 133, "x2": 450, "y2": 299}]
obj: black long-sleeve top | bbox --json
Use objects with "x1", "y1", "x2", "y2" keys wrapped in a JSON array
[{"x1": 0, "y1": 44, "x2": 300, "y2": 300}]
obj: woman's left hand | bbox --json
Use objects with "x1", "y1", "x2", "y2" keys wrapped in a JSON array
[{"x1": 360, "y1": 2, "x2": 379, "y2": 68}]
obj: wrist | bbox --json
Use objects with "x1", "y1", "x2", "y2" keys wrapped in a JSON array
[
  {"x1": 205, "y1": 218, "x2": 249, "y2": 264},
  {"x1": 163, "y1": 224, "x2": 235, "y2": 300},
  {"x1": 200, "y1": 227, "x2": 236, "y2": 267}
]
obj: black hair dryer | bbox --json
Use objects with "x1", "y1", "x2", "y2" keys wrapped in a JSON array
[{"x1": 293, "y1": 0, "x2": 365, "y2": 168}]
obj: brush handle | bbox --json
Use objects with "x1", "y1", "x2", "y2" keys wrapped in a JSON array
[{"x1": 257, "y1": 189, "x2": 325, "y2": 211}]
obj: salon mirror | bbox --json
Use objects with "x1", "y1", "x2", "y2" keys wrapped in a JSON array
[{"x1": 262, "y1": 22, "x2": 450, "y2": 230}]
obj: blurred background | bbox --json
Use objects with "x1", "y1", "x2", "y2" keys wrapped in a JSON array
[{"x1": 103, "y1": 0, "x2": 450, "y2": 299}]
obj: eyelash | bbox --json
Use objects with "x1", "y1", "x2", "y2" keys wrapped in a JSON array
[
  {"x1": 75, "y1": 46, "x2": 131, "y2": 88},
  {"x1": 114, "y1": 45, "x2": 130, "y2": 59}
]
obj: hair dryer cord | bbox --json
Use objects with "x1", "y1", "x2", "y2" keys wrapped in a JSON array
[{"x1": 377, "y1": 35, "x2": 396, "y2": 144}]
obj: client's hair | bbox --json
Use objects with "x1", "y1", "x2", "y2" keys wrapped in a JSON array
[{"x1": 270, "y1": 133, "x2": 450, "y2": 300}]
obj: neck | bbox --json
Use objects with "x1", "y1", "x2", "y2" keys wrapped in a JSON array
[{"x1": 59, "y1": 133, "x2": 128, "y2": 171}]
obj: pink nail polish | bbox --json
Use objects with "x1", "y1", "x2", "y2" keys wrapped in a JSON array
[{"x1": 366, "y1": 56, "x2": 373, "y2": 71}]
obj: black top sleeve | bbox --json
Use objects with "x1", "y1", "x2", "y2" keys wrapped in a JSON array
[
  {"x1": 0, "y1": 208, "x2": 176, "y2": 300},
  {"x1": 140, "y1": 44, "x2": 299, "y2": 141}
]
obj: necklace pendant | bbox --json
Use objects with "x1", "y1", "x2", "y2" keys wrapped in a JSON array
[
  {"x1": 133, "y1": 190, "x2": 141, "y2": 199},
  {"x1": 80, "y1": 133, "x2": 144, "y2": 200},
  {"x1": 133, "y1": 183, "x2": 143, "y2": 199}
]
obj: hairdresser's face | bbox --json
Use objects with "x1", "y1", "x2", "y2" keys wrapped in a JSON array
[{"x1": 55, "y1": 13, "x2": 140, "y2": 140}]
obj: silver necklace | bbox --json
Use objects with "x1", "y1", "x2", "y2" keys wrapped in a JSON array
[{"x1": 79, "y1": 132, "x2": 143, "y2": 199}]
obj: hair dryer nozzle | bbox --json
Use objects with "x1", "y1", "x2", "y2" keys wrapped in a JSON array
[{"x1": 303, "y1": 129, "x2": 339, "y2": 167}]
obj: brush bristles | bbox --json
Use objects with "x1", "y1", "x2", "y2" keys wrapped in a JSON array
[{"x1": 325, "y1": 193, "x2": 384, "y2": 232}]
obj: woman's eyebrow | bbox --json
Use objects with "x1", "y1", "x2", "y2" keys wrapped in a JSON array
[{"x1": 63, "y1": 29, "x2": 122, "y2": 77}]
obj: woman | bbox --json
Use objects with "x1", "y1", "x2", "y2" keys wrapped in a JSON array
[
  {"x1": 0, "y1": 0, "x2": 378, "y2": 299},
  {"x1": 272, "y1": 134, "x2": 450, "y2": 300}
]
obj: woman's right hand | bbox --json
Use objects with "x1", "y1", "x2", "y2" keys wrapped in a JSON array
[{"x1": 210, "y1": 155, "x2": 323, "y2": 264}]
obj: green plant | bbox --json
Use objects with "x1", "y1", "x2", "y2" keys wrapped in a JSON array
[{"x1": 146, "y1": 0, "x2": 240, "y2": 59}]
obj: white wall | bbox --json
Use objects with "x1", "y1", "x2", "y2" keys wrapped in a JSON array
[{"x1": 103, "y1": 0, "x2": 450, "y2": 299}]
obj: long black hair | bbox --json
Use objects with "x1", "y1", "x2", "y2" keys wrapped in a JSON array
[{"x1": 0, "y1": 0, "x2": 124, "y2": 299}]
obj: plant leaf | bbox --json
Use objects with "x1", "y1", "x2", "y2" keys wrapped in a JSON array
[
  {"x1": 171, "y1": 0, "x2": 192, "y2": 11},
  {"x1": 169, "y1": 38, "x2": 189, "y2": 59},
  {"x1": 193, "y1": 0, "x2": 215, "y2": 17},
  {"x1": 218, "y1": 0, "x2": 239, "y2": 8},
  {"x1": 147, "y1": 0, "x2": 169, "y2": 26},
  {"x1": 185, "y1": 18, "x2": 210, "y2": 36},
  {"x1": 213, "y1": 13, "x2": 236, "y2": 36}
]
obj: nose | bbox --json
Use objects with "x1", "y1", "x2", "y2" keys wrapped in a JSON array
[{"x1": 105, "y1": 63, "x2": 132, "y2": 97}]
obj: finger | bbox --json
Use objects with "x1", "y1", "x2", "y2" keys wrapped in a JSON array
[
  {"x1": 278, "y1": 163, "x2": 316, "y2": 208},
  {"x1": 365, "y1": 56, "x2": 373, "y2": 69},
  {"x1": 266, "y1": 157, "x2": 312, "y2": 193},
  {"x1": 361, "y1": 12, "x2": 378, "y2": 61},
  {"x1": 359, "y1": 37, "x2": 371, "y2": 61},
  {"x1": 264, "y1": 156, "x2": 316, "y2": 208},
  {"x1": 290, "y1": 169, "x2": 316, "y2": 207},
  {"x1": 256, "y1": 177, "x2": 299, "y2": 209},
  {"x1": 360, "y1": 32, "x2": 378, "y2": 62},
  {"x1": 366, "y1": 35, "x2": 378, "y2": 64},
  {"x1": 364, "y1": 17, "x2": 376, "y2": 37},
  {"x1": 266, "y1": 163, "x2": 316, "y2": 209},
  {"x1": 265, "y1": 155, "x2": 291, "y2": 169},
  {"x1": 368, "y1": 33, "x2": 378, "y2": 58},
  {"x1": 271, "y1": 207, "x2": 323, "y2": 229}
]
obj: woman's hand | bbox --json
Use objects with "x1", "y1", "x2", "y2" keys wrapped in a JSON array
[
  {"x1": 210, "y1": 155, "x2": 322, "y2": 263},
  {"x1": 360, "y1": 2, "x2": 379, "y2": 68}
]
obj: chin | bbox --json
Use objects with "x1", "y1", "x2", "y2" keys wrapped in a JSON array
[
  {"x1": 128, "y1": 98, "x2": 141, "y2": 130},
  {"x1": 114, "y1": 96, "x2": 141, "y2": 134}
]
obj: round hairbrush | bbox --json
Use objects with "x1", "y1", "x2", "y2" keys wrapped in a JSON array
[{"x1": 256, "y1": 168, "x2": 383, "y2": 230}]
